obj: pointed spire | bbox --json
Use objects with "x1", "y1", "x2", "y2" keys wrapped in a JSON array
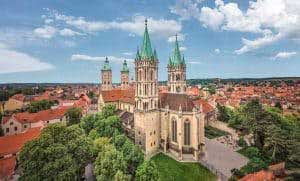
[
  {"x1": 121, "y1": 60, "x2": 129, "y2": 72},
  {"x1": 135, "y1": 46, "x2": 141, "y2": 61},
  {"x1": 140, "y1": 19, "x2": 153, "y2": 60},
  {"x1": 182, "y1": 54, "x2": 185, "y2": 64},
  {"x1": 173, "y1": 34, "x2": 181, "y2": 65},
  {"x1": 102, "y1": 57, "x2": 111, "y2": 71}
]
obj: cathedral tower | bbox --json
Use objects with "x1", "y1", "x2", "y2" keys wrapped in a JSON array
[
  {"x1": 120, "y1": 60, "x2": 130, "y2": 90},
  {"x1": 101, "y1": 57, "x2": 112, "y2": 91},
  {"x1": 134, "y1": 20, "x2": 160, "y2": 157},
  {"x1": 167, "y1": 35, "x2": 186, "y2": 94}
]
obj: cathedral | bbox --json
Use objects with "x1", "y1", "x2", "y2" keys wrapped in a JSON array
[{"x1": 98, "y1": 20, "x2": 210, "y2": 161}]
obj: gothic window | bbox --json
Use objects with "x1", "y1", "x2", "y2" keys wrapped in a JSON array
[
  {"x1": 176, "y1": 74, "x2": 180, "y2": 81},
  {"x1": 176, "y1": 86, "x2": 181, "y2": 93},
  {"x1": 184, "y1": 120, "x2": 191, "y2": 145},
  {"x1": 172, "y1": 119, "x2": 177, "y2": 142},
  {"x1": 150, "y1": 70, "x2": 154, "y2": 81}
]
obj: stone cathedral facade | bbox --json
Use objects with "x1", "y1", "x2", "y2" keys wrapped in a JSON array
[{"x1": 99, "y1": 20, "x2": 206, "y2": 160}]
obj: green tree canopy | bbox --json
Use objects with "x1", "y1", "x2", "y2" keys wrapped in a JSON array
[
  {"x1": 80, "y1": 115, "x2": 96, "y2": 135},
  {"x1": 135, "y1": 160, "x2": 159, "y2": 181},
  {"x1": 66, "y1": 107, "x2": 82, "y2": 126},
  {"x1": 19, "y1": 123, "x2": 93, "y2": 180},
  {"x1": 94, "y1": 148, "x2": 127, "y2": 181},
  {"x1": 28, "y1": 99, "x2": 56, "y2": 113}
]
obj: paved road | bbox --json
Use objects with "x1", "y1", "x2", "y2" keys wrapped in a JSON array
[{"x1": 201, "y1": 138, "x2": 249, "y2": 178}]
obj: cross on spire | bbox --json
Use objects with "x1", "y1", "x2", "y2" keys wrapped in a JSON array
[{"x1": 145, "y1": 19, "x2": 148, "y2": 27}]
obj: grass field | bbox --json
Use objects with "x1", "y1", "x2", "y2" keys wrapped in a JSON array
[
  {"x1": 152, "y1": 153, "x2": 217, "y2": 181},
  {"x1": 205, "y1": 125, "x2": 229, "y2": 139}
]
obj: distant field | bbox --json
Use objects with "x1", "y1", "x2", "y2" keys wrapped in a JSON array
[
  {"x1": 152, "y1": 153, "x2": 216, "y2": 181},
  {"x1": 205, "y1": 126, "x2": 229, "y2": 139}
]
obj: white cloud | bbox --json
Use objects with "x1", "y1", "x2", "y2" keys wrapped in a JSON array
[
  {"x1": 33, "y1": 26, "x2": 57, "y2": 39},
  {"x1": 0, "y1": 43, "x2": 54, "y2": 74},
  {"x1": 170, "y1": 0, "x2": 203, "y2": 20},
  {"x1": 52, "y1": 13, "x2": 182, "y2": 39},
  {"x1": 59, "y1": 28, "x2": 83, "y2": 36},
  {"x1": 214, "y1": 48, "x2": 220, "y2": 53},
  {"x1": 199, "y1": 7, "x2": 224, "y2": 31},
  {"x1": 172, "y1": 0, "x2": 300, "y2": 54},
  {"x1": 44, "y1": 19, "x2": 53, "y2": 24},
  {"x1": 71, "y1": 54, "x2": 133, "y2": 63},
  {"x1": 188, "y1": 61, "x2": 203, "y2": 64},
  {"x1": 235, "y1": 33, "x2": 283, "y2": 54},
  {"x1": 179, "y1": 46, "x2": 187, "y2": 51},
  {"x1": 272, "y1": 51, "x2": 297, "y2": 59},
  {"x1": 168, "y1": 34, "x2": 185, "y2": 42},
  {"x1": 123, "y1": 52, "x2": 133, "y2": 56}
]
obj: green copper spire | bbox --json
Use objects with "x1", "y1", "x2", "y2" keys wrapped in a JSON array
[
  {"x1": 182, "y1": 54, "x2": 185, "y2": 64},
  {"x1": 140, "y1": 19, "x2": 153, "y2": 60},
  {"x1": 102, "y1": 57, "x2": 111, "y2": 71},
  {"x1": 135, "y1": 47, "x2": 141, "y2": 61},
  {"x1": 169, "y1": 34, "x2": 185, "y2": 66},
  {"x1": 121, "y1": 60, "x2": 129, "y2": 72}
]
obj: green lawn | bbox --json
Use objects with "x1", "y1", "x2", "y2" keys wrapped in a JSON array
[
  {"x1": 205, "y1": 125, "x2": 229, "y2": 139},
  {"x1": 152, "y1": 153, "x2": 217, "y2": 181}
]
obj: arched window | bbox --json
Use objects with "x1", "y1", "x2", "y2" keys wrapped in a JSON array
[
  {"x1": 172, "y1": 119, "x2": 177, "y2": 142},
  {"x1": 184, "y1": 120, "x2": 190, "y2": 145}
]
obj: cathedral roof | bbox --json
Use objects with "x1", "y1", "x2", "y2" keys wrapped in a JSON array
[
  {"x1": 159, "y1": 93, "x2": 196, "y2": 112},
  {"x1": 135, "y1": 19, "x2": 158, "y2": 62},
  {"x1": 102, "y1": 57, "x2": 111, "y2": 71},
  {"x1": 101, "y1": 89, "x2": 135, "y2": 104},
  {"x1": 121, "y1": 60, "x2": 129, "y2": 73}
]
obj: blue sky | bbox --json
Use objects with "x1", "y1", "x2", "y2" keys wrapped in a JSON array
[{"x1": 0, "y1": 0, "x2": 299, "y2": 83}]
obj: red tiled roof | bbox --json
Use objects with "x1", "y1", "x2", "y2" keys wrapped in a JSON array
[
  {"x1": 239, "y1": 170, "x2": 277, "y2": 181},
  {"x1": 0, "y1": 156, "x2": 16, "y2": 179},
  {"x1": 12, "y1": 108, "x2": 67, "y2": 124},
  {"x1": 11, "y1": 94, "x2": 25, "y2": 102},
  {"x1": 187, "y1": 87, "x2": 200, "y2": 96},
  {"x1": 0, "y1": 127, "x2": 41, "y2": 157},
  {"x1": 101, "y1": 89, "x2": 135, "y2": 104},
  {"x1": 159, "y1": 93, "x2": 196, "y2": 111},
  {"x1": 193, "y1": 99, "x2": 214, "y2": 114}
]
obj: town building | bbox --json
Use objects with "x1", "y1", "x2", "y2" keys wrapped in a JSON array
[{"x1": 2, "y1": 108, "x2": 67, "y2": 136}]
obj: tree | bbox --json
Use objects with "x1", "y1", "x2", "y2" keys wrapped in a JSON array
[
  {"x1": 274, "y1": 102, "x2": 283, "y2": 110},
  {"x1": 92, "y1": 137, "x2": 113, "y2": 158},
  {"x1": 135, "y1": 160, "x2": 159, "y2": 181},
  {"x1": 28, "y1": 99, "x2": 56, "y2": 113},
  {"x1": 216, "y1": 103, "x2": 231, "y2": 123},
  {"x1": 80, "y1": 115, "x2": 96, "y2": 135},
  {"x1": 19, "y1": 123, "x2": 93, "y2": 180},
  {"x1": 94, "y1": 115, "x2": 123, "y2": 137},
  {"x1": 66, "y1": 107, "x2": 82, "y2": 126},
  {"x1": 87, "y1": 91, "x2": 95, "y2": 99},
  {"x1": 102, "y1": 104, "x2": 116, "y2": 118},
  {"x1": 113, "y1": 171, "x2": 131, "y2": 181},
  {"x1": 241, "y1": 99, "x2": 272, "y2": 149},
  {"x1": 264, "y1": 125, "x2": 289, "y2": 160},
  {"x1": 94, "y1": 148, "x2": 127, "y2": 181}
]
